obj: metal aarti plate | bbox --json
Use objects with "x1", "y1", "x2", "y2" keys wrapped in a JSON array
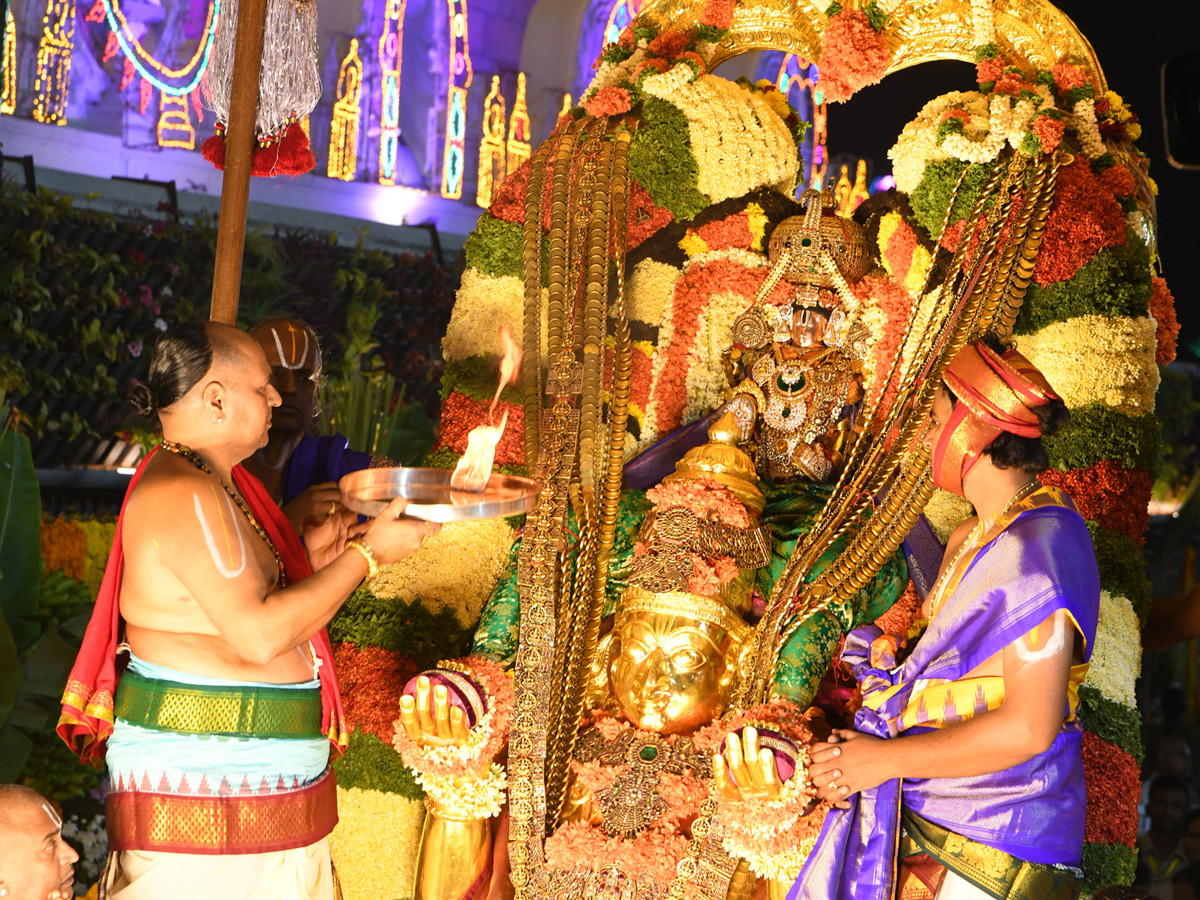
[{"x1": 339, "y1": 467, "x2": 540, "y2": 522}]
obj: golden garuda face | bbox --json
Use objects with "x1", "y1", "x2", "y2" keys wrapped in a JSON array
[{"x1": 607, "y1": 588, "x2": 750, "y2": 734}]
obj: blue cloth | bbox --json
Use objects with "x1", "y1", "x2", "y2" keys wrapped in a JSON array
[
  {"x1": 282, "y1": 432, "x2": 373, "y2": 505},
  {"x1": 106, "y1": 654, "x2": 329, "y2": 794}
]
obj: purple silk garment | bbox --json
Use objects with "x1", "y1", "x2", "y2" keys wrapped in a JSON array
[
  {"x1": 789, "y1": 503, "x2": 1099, "y2": 900},
  {"x1": 283, "y1": 432, "x2": 373, "y2": 505}
]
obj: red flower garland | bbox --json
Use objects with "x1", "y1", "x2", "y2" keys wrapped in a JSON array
[
  {"x1": 940, "y1": 219, "x2": 966, "y2": 253},
  {"x1": 647, "y1": 29, "x2": 689, "y2": 60},
  {"x1": 1099, "y1": 164, "x2": 1136, "y2": 198},
  {"x1": 882, "y1": 217, "x2": 918, "y2": 286},
  {"x1": 1032, "y1": 159, "x2": 1128, "y2": 287},
  {"x1": 700, "y1": 0, "x2": 735, "y2": 29},
  {"x1": 584, "y1": 86, "x2": 633, "y2": 118},
  {"x1": 1031, "y1": 116, "x2": 1065, "y2": 155},
  {"x1": 489, "y1": 157, "x2": 531, "y2": 225},
  {"x1": 1082, "y1": 731, "x2": 1140, "y2": 847},
  {"x1": 687, "y1": 210, "x2": 753, "y2": 253},
  {"x1": 1040, "y1": 460, "x2": 1152, "y2": 545},
  {"x1": 1149, "y1": 275, "x2": 1179, "y2": 366},
  {"x1": 434, "y1": 391, "x2": 525, "y2": 465},
  {"x1": 332, "y1": 642, "x2": 421, "y2": 743},
  {"x1": 1051, "y1": 62, "x2": 1091, "y2": 97},
  {"x1": 627, "y1": 179, "x2": 675, "y2": 250},
  {"x1": 817, "y1": 9, "x2": 890, "y2": 104}
]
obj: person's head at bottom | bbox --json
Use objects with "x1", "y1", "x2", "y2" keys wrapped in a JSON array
[
  {"x1": 130, "y1": 320, "x2": 281, "y2": 464},
  {"x1": 0, "y1": 784, "x2": 79, "y2": 900}
]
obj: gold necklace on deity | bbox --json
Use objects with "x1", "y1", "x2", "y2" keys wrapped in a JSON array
[
  {"x1": 159, "y1": 440, "x2": 288, "y2": 587},
  {"x1": 927, "y1": 478, "x2": 1040, "y2": 619}
]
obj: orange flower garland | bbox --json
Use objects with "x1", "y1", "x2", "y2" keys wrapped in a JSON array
[
  {"x1": 1032, "y1": 159, "x2": 1128, "y2": 288},
  {"x1": 332, "y1": 642, "x2": 421, "y2": 743},
  {"x1": 432, "y1": 392, "x2": 525, "y2": 465},
  {"x1": 40, "y1": 518, "x2": 87, "y2": 581},
  {"x1": 1149, "y1": 275, "x2": 1180, "y2": 366},
  {"x1": 1040, "y1": 461, "x2": 1152, "y2": 545},
  {"x1": 817, "y1": 9, "x2": 890, "y2": 104}
]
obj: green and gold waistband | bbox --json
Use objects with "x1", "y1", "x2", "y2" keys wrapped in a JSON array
[
  {"x1": 114, "y1": 669, "x2": 323, "y2": 740},
  {"x1": 900, "y1": 809, "x2": 1082, "y2": 900}
]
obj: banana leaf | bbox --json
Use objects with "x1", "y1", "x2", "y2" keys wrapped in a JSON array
[{"x1": 0, "y1": 427, "x2": 41, "y2": 651}]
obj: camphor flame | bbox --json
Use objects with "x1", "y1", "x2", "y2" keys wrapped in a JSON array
[{"x1": 450, "y1": 327, "x2": 522, "y2": 492}]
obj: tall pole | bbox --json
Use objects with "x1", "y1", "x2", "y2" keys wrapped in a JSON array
[{"x1": 209, "y1": 0, "x2": 269, "y2": 324}]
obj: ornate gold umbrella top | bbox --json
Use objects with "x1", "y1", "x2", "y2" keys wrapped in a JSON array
[{"x1": 639, "y1": 0, "x2": 1106, "y2": 94}]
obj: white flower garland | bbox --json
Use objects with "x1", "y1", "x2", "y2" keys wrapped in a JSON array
[
  {"x1": 923, "y1": 489, "x2": 975, "y2": 544},
  {"x1": 683, "y1": 288, "x2": 753, "y2": 424},
  {"x1": 627, "y1": 258, "x2": 681, "y2": 326},
  {"x1": 442, "y1": 269, "x2": 528, "y2": 363},
  {"x1": 970, "y1": 0, "x2": 996, "y2": 46},
  {"x1": 416, "y1": 762, "x2": 508, "y2": 820},
  {"x1": 1072, "y1": 97, "x2": 1106, "y2": 159},
  {"x1": 1082, "y1": 590, "x2": 1141, "y2": 711}
]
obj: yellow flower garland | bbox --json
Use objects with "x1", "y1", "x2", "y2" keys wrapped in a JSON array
[
  {"x1": 923, "y1": 489, "x2": 975, "y2": 544},
  {"x1": 369, "y1": 518, "x2": 516, "y2": 628},
  {"x1": 1013, "y1": 315, "x2": 1159, "y2": 416},
  {"x1": 329, "y1": 787, "x2": 425, "y2": 900},
  {"x1": 1082, "y1": 590, "x2": 1141, "y2": 712}
]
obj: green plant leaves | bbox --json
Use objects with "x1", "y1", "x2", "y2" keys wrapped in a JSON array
[{"x1": 0, "y1": 428, "x2": 42, "y2": 649}]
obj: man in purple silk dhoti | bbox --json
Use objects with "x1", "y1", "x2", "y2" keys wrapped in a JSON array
[{"x1": 794, "y1": 336, "x2": 1100, "y2": 900}]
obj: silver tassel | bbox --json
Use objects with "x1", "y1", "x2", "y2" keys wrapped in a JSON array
[{"x1": 202, "y1": 0, "x2": 321, "y2": 142}]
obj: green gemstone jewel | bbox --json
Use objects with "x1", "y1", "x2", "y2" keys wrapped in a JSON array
[
  {"x1": 781, "y1": 407, "x2": 791, "y2": 418},
  {"x1": 639, "y1": 745, "x2": 659, "y2": 762},
  {"x1": 800, "y1": 236, "x2": 812, "y2": 247}
]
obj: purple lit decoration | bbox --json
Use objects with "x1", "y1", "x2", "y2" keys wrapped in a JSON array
[
  {"x1": 774, "y1": 52, "x2": 827, "y2": 192},
  {"x1": 440, "y1": 0, "x2": 472, "y2": 199},
  {"x1": 377, "y1": 0, "x2": 406, "y2": 186},
  {"x1": 870, "y1": 174, "x2": 896, "y2": 194}
]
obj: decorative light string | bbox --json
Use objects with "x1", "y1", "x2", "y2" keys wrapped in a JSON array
[
  {"x1": 32, "y1": 0, "x2": 75, "y2": 124},
  {"x1": 99, "y1": 0, "x2": 219, "y2": 96},
  {"x1": 475, "y1": 74, "x2": 506, "y2": 208},
  {"x1": 2, "y1": 6, "x2": 16, "y2": 116},
  {"x1": 157, "y1": 93, "x2": 195, "y2": 148},
  {"x1": 377, "y1": 0, "x2": 407, "y2": 185},
  {"x1": 440, "y1": 0, "x2": 472, "y2": 199},
  {"x1": 506, "y1": 71, "x2": 531, "y2": 175},
  {"x1": 327, "y1": 37, "x2": 364, "y2": 181}
]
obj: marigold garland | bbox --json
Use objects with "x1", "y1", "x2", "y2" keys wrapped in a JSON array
[
  {"x1": 333, "y1": 643, "x2": 421, "y2": 744},
  {"x1": 41, "y1": 518, "x2": 87, "y2": 581},
  {"x1": 1081, "y1": 731, "x2": 1139, "y2": 848},
  {"x1": 1149, "y1": 275, "x2": 1180, "y2": 365},
  {"x1": 817, "y1": 8, "x2": 890, "y2": 104},
  {"x1": 432, "y1": 392, "x2": 525, "y2": 466},
  {"x1": 1031, "y1": 159, "x2": 1128, "y2": 287}
]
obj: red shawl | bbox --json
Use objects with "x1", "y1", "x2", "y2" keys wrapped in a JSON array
[{"x1": 58, "y1": 447, "x2": 349, "y2": 765}]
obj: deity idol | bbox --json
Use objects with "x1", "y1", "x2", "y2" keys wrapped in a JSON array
[{"x1": 392, "y1": 192, "x2": 907, "y2": 899}]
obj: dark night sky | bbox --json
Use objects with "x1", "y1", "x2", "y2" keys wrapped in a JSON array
[{"x1": 822, "y1": 0, "x2": 1200, "y2": 359}]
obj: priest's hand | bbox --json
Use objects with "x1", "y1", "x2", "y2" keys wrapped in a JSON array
[
  {"x1": 712, "y1": 726, "x2": 784, "y2": 803},
  {"x1": 399, "y1": 675, "x2": 472, "y2": 748},
  {"x1": 809, "y1": 729, "x2": 890, "y2": 809}
]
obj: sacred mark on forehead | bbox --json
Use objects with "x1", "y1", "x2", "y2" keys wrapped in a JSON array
[
  {"x1": 270, "y1": 326, "x2": 310, "y2": 371},
  {"x1": 42, "y1": 802, "x2": 62, "y2": 830},
  {"x1": 194, "y1": 485, "x2": 247, "y2": 579}
]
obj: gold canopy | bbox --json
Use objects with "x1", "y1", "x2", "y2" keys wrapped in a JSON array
[{"x1": 638, "y1": 0, "x2": 1107, "y2": 94}]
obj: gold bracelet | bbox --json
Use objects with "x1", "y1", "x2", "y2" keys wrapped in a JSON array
[{"x1": 345, "y1": 539, "x2": 379, "y2": 580}]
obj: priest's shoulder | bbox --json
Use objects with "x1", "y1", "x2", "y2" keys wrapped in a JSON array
[{"x1": 123, "y1": 453, "x2": 224, "y2": 528}]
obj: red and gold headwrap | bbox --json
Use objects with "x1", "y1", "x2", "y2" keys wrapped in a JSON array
[{"x1": 931, "y1": 342, "x2": 1060, "y2": 496}]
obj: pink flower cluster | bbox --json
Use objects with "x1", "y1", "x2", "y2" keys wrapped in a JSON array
[{"x1": 646, "y1": 476, "x2": 751, "y2": 528}]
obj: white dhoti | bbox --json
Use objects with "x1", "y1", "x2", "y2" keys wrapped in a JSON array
[{"x1": 103, "y1": 838, "x2": 337, "y2": 900}]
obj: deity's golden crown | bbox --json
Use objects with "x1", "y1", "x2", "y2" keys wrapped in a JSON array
[{"x1": 618, "y1": 585, "x2": 754, "y2": 644}]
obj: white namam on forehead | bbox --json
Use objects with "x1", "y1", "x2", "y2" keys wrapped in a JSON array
[
  {"x1": 193, "y1": 486, "x2": 247, "y2": 579},
  {"x1": 269, "y1": 325, "x2": 311, "y2": 371},
  {"x1": 41, "y1": 801, "x2": 62, "y2": 830}
]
